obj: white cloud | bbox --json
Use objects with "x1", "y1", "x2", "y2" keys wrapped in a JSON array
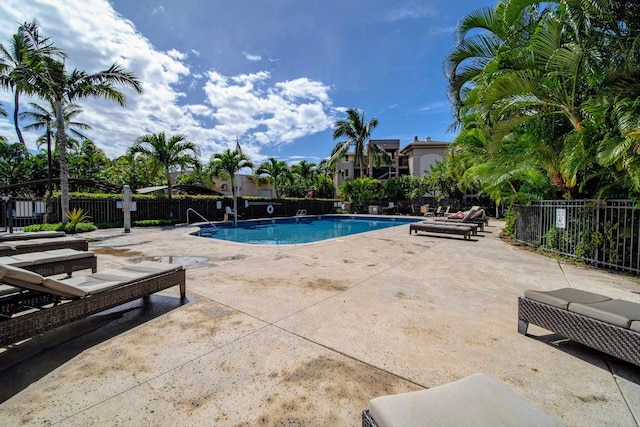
[
  {"x1": 243, "y1": 52, "x2": 262, "y2": 62},
  {"x1": 152, "y1": 5, "x2": 165, "y2": 15},
  {"x1": 203, "y1": 71, "x2": 334, "y2": 149},
  {"x1": 386, "y1": 3, "x2": 438, "y2": 22},
  {"x1": 0, "y1": 0, "x2": 337, "y2": 162},
  {"x1": 167, "y1": 49, "x2": 187, "y2": 60}
]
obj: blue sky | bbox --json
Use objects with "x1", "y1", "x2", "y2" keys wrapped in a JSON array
[{"x1": 0, "y1": 0, "x2": 495, "y2": 165}]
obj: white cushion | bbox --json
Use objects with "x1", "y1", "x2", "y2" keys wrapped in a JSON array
[
  {"x1": 369, "y1": 374, "x2": 563, "y2": 427},
  {"x1": 43, "y1": 276, "x2": 124, "y2": 297},
  {"x1": 0, "y1": 263, "x2": 45, "y2": 285},
  {"x1": 121, "y1": 261, "x2": 180, "y2": 274},
  {"x1": 12, "y1": 252, "x2": 67, "y2": 264},
  {"x1": 42, "y1": 248, "x2": 94, "y2": 260}
]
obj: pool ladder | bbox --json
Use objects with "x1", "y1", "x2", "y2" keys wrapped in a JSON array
[
  {"x1": 186, "y1": 208, "x2": 217, "y2": 234},
  {"x1": 296, "y1": 209, "x2": 307, "y2": 216}
]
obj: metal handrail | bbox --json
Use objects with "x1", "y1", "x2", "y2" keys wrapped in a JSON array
[
  {"x1": 296, "y1": 209, "x2": 307, "y2": 216},
  {"x1": 186, "y1": 208, "x2": 216, "y2": 232}
]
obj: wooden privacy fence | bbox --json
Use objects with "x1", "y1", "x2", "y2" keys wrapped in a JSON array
[{"x1": 512, "y1": 200, "x2": 640, "y2": 274}]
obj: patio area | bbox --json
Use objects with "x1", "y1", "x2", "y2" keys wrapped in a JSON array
[{"x1": 0, "y1": 220, "x2": 638, "y2": 426}]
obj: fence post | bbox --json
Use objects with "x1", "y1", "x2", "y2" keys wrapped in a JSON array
[{"x1": 123, "y1": 185, "x2": 132, "y2": 233}]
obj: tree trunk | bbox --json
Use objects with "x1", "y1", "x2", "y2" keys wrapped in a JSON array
[
  {"x1": 56, "y1": 100, "x2": 70, "y2": 223},
  {"x1": 13, "y1": 91, "x2": 27, "y2": 152},
  {"x1": 166, "y1": 169, "x2": 173, "y2": 218}
]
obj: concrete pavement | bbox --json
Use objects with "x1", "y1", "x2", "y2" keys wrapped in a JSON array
[{"x1": 0, "y1": 219, "x2": 638, "y2": 426}]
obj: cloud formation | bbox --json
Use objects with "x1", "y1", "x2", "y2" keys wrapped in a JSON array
[{"x1": 0, "y1": 0, "x2": 336, "y2": 162}]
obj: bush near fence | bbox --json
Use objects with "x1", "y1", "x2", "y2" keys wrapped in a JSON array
[{"x1": 512, "y1": 200, "x2": 640, "y2": 274}]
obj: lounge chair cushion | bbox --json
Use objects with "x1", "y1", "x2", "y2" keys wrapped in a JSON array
[
  {"x1": 524, "y1": 288, "x2": 611, "y2": 310},
  {"x1": 368, "y1": 374, "x2": 562, "y2": 427},
  {"x1": 630, "y1": 321, "x2": 640, "y2": 333},
  {"x1": 121, "y1": 261, "x2": 181, "y2": 274},
  {"x1": 89, "y1": 268, "x2": 151, "y2": 282},
  {"x1": 11, "y1": 252, "x2": 68, "y2": 264},
  {"x1": 0, "y1": 263, "x2": 45, "y2": 285},
  {"x1": 569, "y1": 299, "x2": 640, "y2": 329},
  {"x1": 43, "y1": 276, "x2": 125, "y2": 297},
  {"x1": 42, "y1": 248, "x2": 93, "y2": 260},
  {"x1": 0, "y1": 231, "x2": 66, "y2": 241},
  {"x1": 0, "y1": 256, "x2": 29, "y2": 267},
  {"x1": 462, "y1": 208, "x2": 477, "y2": 222}
]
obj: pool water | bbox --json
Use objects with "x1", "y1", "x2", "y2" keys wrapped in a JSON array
[{"x1": 193, "y1": 215, "x2": 420, "y2": 245}]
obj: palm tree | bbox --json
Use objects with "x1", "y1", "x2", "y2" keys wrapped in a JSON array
[
  {"x1": 290, "y1": 160, "x2": 317, "y2": 193},
  {"x1": 255, "y1": 157, "x2": 289, "y2": 198},
  {"x1": 19, "y1": 100, "x2": 91, "y2": 198},
  {"x1": 329, "y1": 108, "x2": 389, "y2": 178},
  {"x1": 131, "y1": 132, "x2": 200, "y2": 201},
  {"x1": 38, "y1": 59, "x2": 142, "y2": 221},
  {"x1": 208, "y1": 148, "x2": 253, "y2": 197},
  {"x1": 0, "y1": 20, "x2": 64, "y2": 150}
]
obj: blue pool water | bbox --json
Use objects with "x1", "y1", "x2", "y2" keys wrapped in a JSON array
[{"x1": 193, "y1": 215, "x2": 420, "y2": 245}]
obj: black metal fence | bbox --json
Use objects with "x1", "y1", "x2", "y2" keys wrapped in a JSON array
[
  {"x1": 512, "y1": 200, "x2": 640, "y2": 274},
  {"x1": 0, "y1": 197, "x2": 341, "y2": 231}
]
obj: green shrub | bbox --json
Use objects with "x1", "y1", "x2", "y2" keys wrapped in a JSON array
[
  {"x1": 24, "y1": 223, "x2": 66, "y2": 232},
  {"x1": 66, "y1": 222, "x2": 97, "y2": 233},
  {"x1": 501, "y1": 207, "x2": 518, "y2": 238},
  {"x1": 134, "y1": 218, "x2": 184, "y2": 227}
]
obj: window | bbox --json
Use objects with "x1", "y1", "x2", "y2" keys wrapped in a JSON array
[
  {"x1": 344, "y1": 170, "x2": 349, "y2": 177},
  {"x1": 344, "y1": 156, "x2": 349, "y2": 162}
]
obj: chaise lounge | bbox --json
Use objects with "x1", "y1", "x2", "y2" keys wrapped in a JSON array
[
  {"x1": 0, "y1": 261, "x2": 186, "y2": 346},
  {"x1": 362, "y1": 373, "x2": 563, "y2": 426},
  {"x1": 0, "y1": 248, "x2": 97, "y2": 277},
  {"x1": 0, "y1": 231, "x2": 67, "y2": 241},
  {"x1": 0, "y1": 236, "x2": 89, "y2": 257},
  {"x1": 409, "y1": 223, "x2": 474, "y2": 240},
  {"x1": 518, "y1": 288, "x2": 640, "y2": 366}
]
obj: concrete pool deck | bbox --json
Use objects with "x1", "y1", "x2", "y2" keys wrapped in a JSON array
[{"x1": 0, "y1": 219, "x2": 639, "y2": 426}]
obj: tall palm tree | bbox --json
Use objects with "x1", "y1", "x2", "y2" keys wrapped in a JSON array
[
  {"x1": 38, "y1": 59, "x2": 142, "y2": 221},
  {"x1": 208, "y1": 148, "x2": 253, "y2": 198},
  {"x1": 132, "y1": 132, "x2": 200, "y2": 201},
  {"x1": 290, "y1": 160, "x2": 317, "y2": 192},
  {"x1": 255, "y1": 157, "x2": 289, "y2": 198},
  {"x1": 0, "y1": 20, "x2": 64, "y2": 150},
  {"x1": 19, "y1": 100, "x2": 91, "y2": 198},
  {"x1": 329, "y1": 108, "x2": 389, "y2": 178}
]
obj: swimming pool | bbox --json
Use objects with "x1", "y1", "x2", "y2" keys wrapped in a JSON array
[{"x1": 193, "y1": 215, "x2": 421, "y2": 245}]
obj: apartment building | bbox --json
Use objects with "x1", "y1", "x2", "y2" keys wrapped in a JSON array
[{"x1": 333, "y1": 136, "x2": 451, "y2": 188}]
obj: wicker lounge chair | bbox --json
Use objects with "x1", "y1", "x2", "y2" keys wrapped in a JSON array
[
  {"x1": 0, "y1": 261, "x2": 186, "y2": 346},
  {"x1": 409, "y1": 223, "x2": 474, "y2": 240},
  {"x1": 0, "y1": 237, "x2": 88, "y2": 257},
  {"x1": 0, "y1": 248, "x2": 97, "y2": 277},
  {"x1": 362, "y1": 373, "x2": 563, "y2": 427},
  {"x1": 0, "y1": 231, "x2": 67, "y2": 241},
  {"x1": 518, "y1": 288, "x2": 640, "y2": 366}
]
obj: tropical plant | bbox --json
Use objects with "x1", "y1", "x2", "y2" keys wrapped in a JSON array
[
  {"x1": 338, "y1": 177, "x2": 383, "y2": 205},
  {"x1": 34, "y1": 56, "x2": 143, "y2": 221},
  {"x1": 19, "y1": 100, "x2": 91, "y2": 197},
  {"x1": 444, "y1": 0, "x2": 640, "y2": 200},
  {"x1": 328, "y1": 108, "x2": 390, "y2": 178},
  {"x1": 207, "y1": 148, "x2": 253, "y2": 198},
  {"x1": 0, "y1": 141, "x2": 29, "y2": 192},
  {"x1": 0, "y1": 20, "x2": 65, "y2": 150},
  {"x1": 131, "y1": 132, "x2": 200, "y2": 200},
  {"x1": 255, "y1": 157, "x2": 289, "y2": 198},
  {"x1": 65, "y1": 207, "x2": 91, "y2": 234}
]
